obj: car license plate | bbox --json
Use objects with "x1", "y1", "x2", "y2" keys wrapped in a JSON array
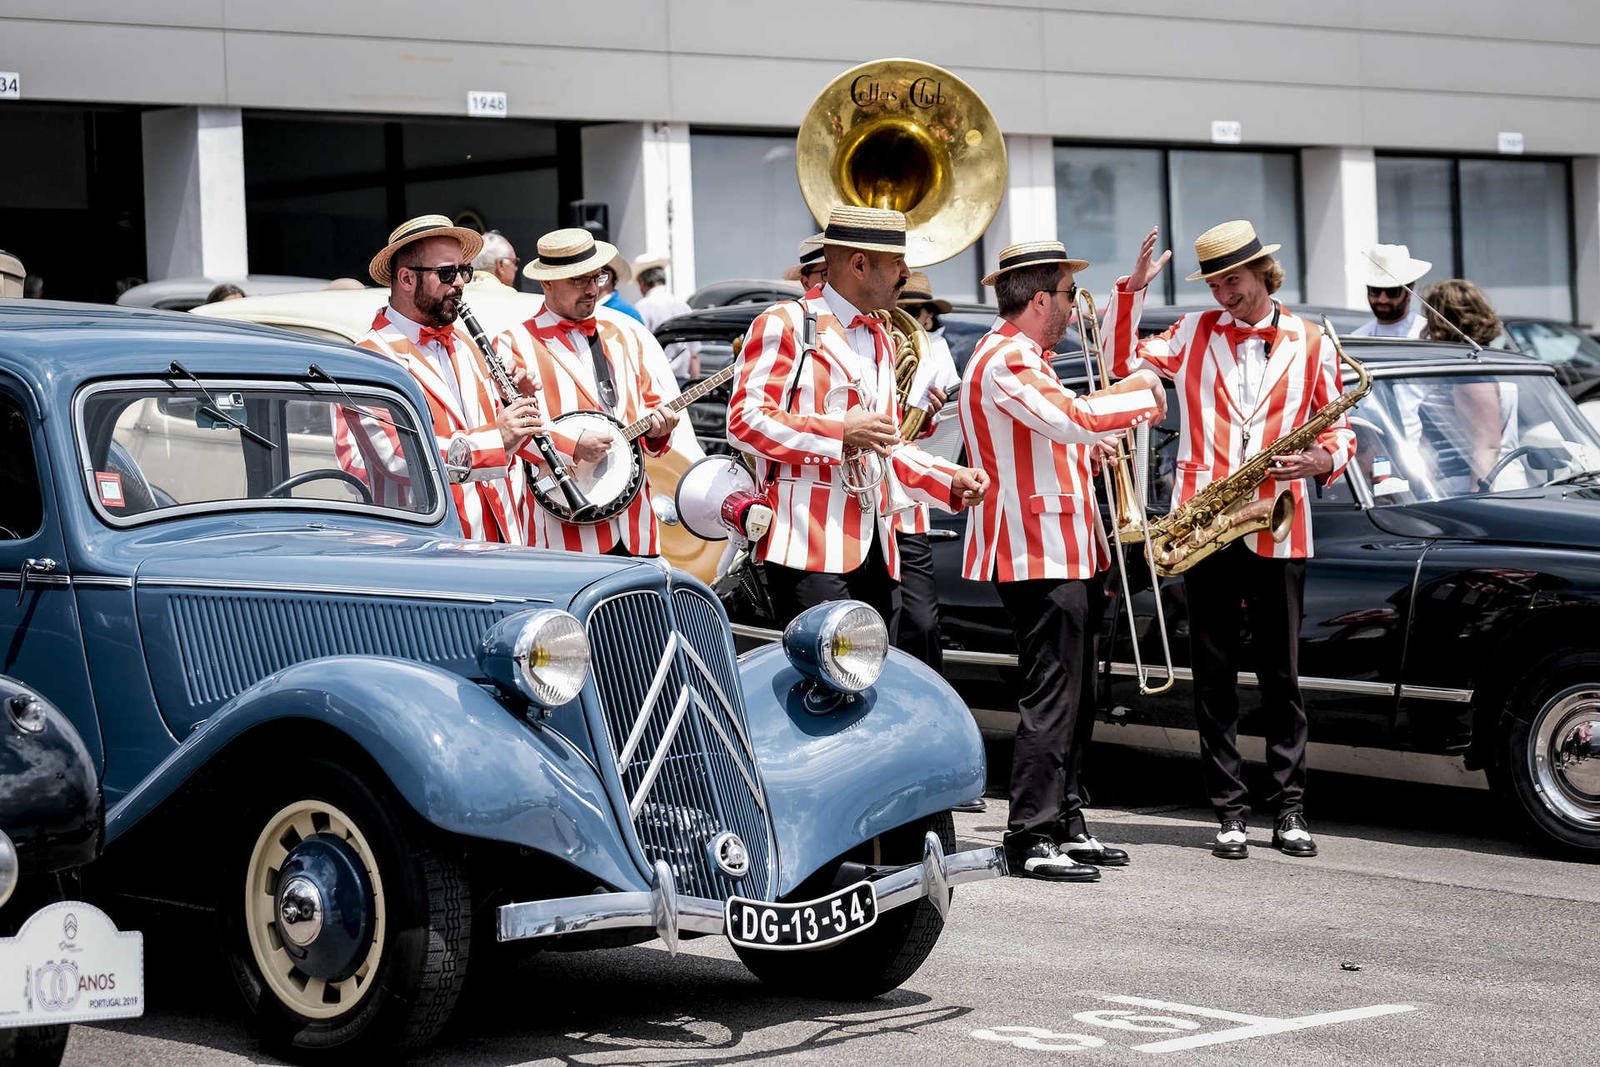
[{"x1": 725, "y1": 881, "x2": 877, "y2": 950}]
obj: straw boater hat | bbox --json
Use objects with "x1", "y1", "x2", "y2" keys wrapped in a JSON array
[
  {"x1": 368, "y1": 214, "x2": 484, "y2": 286},
  {"x1": 781, "y1": 233, "x2": 825, "y2": 282},
  {"x1": 522, "y1": 228, "x2": 620, "y2": 282},
  {"x1": 605, "y1": 251, "x2": 633, "y2": 287},
  {"x1": 820, "y1": 206, "x2": 907, "y2": 255},
  {"x1": 1362, "y1": 243, "x2": 1431, "y2": 289},
  {"x1": 980, "y1": 241, "x2": 1089, "y2": 287},
  {"x1": 631, "y1": 252, "x2": 671, "y2": 277},
  {"x1": 897, "y1": 272, "x2": 952, "y2": 314},
  {"x1": 1186, "y1": 219, "x2": 1281, "y2": 282}
]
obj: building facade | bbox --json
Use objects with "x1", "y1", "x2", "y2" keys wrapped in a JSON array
[{"x1": 3, "y1": 0, "x2": 1598, "y2": 324}]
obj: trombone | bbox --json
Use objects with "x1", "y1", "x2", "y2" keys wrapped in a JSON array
[{"x1": 1075, "y1": 289, "x2": 1176, "y2": 696}]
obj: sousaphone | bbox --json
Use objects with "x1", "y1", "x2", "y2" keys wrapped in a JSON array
[{"x1": 796, "y1": 58, "x2": 1007, "y2": 267}]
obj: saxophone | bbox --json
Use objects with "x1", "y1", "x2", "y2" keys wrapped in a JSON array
[{"x1": 1147, "y1": 316, "x2": 1371, "y2": 577}]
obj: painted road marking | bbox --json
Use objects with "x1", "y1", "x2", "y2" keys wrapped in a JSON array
[{"x1": 972, "y1": 994, "x2": 1417, "y2": 1055}]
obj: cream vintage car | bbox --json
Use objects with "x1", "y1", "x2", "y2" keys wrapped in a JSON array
[{"x1": 191, "y1": 286, "x2": 722, "y2": 581}]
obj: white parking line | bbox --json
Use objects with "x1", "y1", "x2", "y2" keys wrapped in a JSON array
[
  {"x1": 1108, "y1": 998, "x2": 1418, "y2": 1054},
  {"x1": 1097, "y1": 995, "x2": 1272, "y2": 1026}
]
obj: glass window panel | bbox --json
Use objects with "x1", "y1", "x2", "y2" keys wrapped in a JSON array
[
  {"x1": 401, "y1": 119, "x2": 557, "y2": 169},
  {"x1": 247, "y1": 186, "x2": 389, "y2": 281},
  {"x1": 920, "y1": 246, "x2": 980, "y2": 305},
  {"x1": 404, "y1": 168, "x2": 559, "y2": 288},
  {"x1": 1375, "y1": 156, "x2": 1456, "y2": 293},
  {"x1": 1169, "y1": 150, "x2": 1302, "y2": 305},
  {"x1": 245, "y1": 115, "x2": 388, "y2": 186},
  {"x1": 1460, "y1": 158, "x2": 1571, "y2": 320},
  {"x1": 690, "y1": 133, "x2": 819, "y2": 289},
  {"x1": 1054, "y1": 146, "x2": 1167, "y2": 305}
]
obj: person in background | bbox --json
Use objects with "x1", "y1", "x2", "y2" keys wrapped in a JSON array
[
  {"x1": 1351, "y1": 244, "x2": 1430, "y2": 338},
  {"x1": 205, "y1": 283, "x2": 245, "y2": 304},
  {"x1": 633, "y1": 253, "x2": 700, "y2": 381},
  {"x1": 782, "y1": 234, "x2": 827, "y2": 291},
  {"x1": 599, "y1": 252, "x2": 644, "y2": 323},
  {"x1": 467, "y1": 230, "x2": 520, "y2": 294}
]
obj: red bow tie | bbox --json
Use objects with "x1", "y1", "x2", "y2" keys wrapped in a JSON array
[
  {"x1": 559, "y1": 317, "x2": 598, "y2": 337},
  {"x1": 416, "y1": 325, "x2": 456, "y2": 354},
  {"x1": 1223, "y1": 324, "x2": 1277, "y2": 349}
]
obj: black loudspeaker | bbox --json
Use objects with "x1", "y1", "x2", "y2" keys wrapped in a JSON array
[{"x1": 564, "y1": 200, "x2": 610, "y2": 242}]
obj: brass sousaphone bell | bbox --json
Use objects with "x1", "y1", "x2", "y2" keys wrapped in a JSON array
[{"x1": 796, "y1": 58, "x2": 1008, "y2": 268}]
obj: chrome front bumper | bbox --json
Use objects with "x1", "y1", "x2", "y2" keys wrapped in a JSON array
[{"x1": 496, "y1": 832, "x2": 1007, "y2": 955}]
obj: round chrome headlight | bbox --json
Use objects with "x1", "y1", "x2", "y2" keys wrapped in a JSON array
[
  {"x1": 479, "y1": 609, "x2": 591, "y2": 708},
  {"x1": 782, "y1": 601, "x2": 888, "y2": 694}
]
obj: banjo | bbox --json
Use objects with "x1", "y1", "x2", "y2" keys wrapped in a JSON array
[{"x1": 530, "y1": 361, "x2": 738, "y2": 525}]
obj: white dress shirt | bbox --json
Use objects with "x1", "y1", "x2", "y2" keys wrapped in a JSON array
[
  {"x1": 1351, "y1": 308, "x2": 1425, "y2": 339},
  {"x1": 820, "y1": 283, "x2": 882, "y2": 383},
  {"x1": 1224, "y1": 304, "x2": 1277, "y2": 457},
  {"x1": 384, "y1": 304, "x2": 465, "y2": 410},
  {"x1": 909, "y1": 326, "x2": 964, "y2": 463}
]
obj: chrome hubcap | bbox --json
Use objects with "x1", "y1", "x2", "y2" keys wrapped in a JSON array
[
  {"x1": 276, "y1": 876, "x2": 324, "y2": 948},
  {"x1": 1531, "y1": 688, "x2": 1600, "y2": 829}
]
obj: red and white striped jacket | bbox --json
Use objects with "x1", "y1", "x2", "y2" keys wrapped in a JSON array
[
  {"x1": 1102, "y1": 280, "x2": 1356, "y2": 559},
  {"x1": 960, "y1": 319, "x2": 1162, "y2": 582},
  {"x1": 355, "y1": 307, "x2": 527, "y2": 543},
  {"x1": 728, "y1": 288, "x2": 963, "y2": 579},
  {"x1": 496, "y1": 305, "x2": 671, "y2": 556}
]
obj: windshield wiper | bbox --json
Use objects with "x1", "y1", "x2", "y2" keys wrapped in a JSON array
[
  {"x1": 1545, "y1": 468, "x2": 1600, "y2": 487},
  {"x1": 306, "y1": 364, "x2": 427, "y2": 442},
  {"x1": 166, "y1": 361, "x2": 276, "y2": 451}
]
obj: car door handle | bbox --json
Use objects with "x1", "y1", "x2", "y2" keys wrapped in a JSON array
[{"x1": 17, "y1": 558, "x2": 57, "y2": 606}]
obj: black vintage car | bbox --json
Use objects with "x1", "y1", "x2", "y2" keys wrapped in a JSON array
[
  {"x1": 657, "y1": 301, "x2": 1600, "y2": 858},
  {"x1": 0, "y1": 675, "x2": 102, "y2": 1066}
]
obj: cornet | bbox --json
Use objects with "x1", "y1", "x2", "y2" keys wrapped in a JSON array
[
  {"x1": 823, "y1": 378, "x2": 917, "y2": 517},
  {"x1": 1075, "y1": 289, "x2": 1175, "y2": 696}
]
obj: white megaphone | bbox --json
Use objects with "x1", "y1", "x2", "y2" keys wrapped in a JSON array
[{"x1": 673, "y1": 456, "x2": 773, "y2": 543}]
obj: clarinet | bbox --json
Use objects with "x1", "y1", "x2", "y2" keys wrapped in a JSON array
[{"x1": 456, "y1": 298, "x2": 598, "y2": 522}]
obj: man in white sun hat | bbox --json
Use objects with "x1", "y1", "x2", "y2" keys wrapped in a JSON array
[
  {"x1": 1351, "y1": 243, "x2": 1431, "y2": 338},
  {"x1": 355, "y1": 214, "x2": 544, "y2": 544}
]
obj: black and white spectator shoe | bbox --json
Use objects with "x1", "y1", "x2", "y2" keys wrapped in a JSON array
[
  {"x1": 1006, "y1": 839, "x2": 1100, "y2": 882},
  {"x1": 1272, "y1": 812, "x2": 1318, "y2": 857},
  {"x1": 1060, "y1": 833, "x2": 1130, "y2": 867},
  {"x1": 1212, "y1": 818, "x2": 1249, "y2": 860}
]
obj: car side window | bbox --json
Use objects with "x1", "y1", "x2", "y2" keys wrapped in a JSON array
[{"x1": 0, "y1": 392, "x2": 44, "y2": 541}]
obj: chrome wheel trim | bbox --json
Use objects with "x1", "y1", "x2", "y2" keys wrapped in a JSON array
[
  {"x1": 1530, "y1": 687, "x2": 1600, "y2": 831},
  {"x1": 244, "y1": 799, "x2": 387, "y2": 1020}
]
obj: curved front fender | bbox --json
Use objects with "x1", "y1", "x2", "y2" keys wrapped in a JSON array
[
  {"x1": 738, "y1": 645, "x2": 986, "y2": 896},
  {"x1": 106, "y1": 657, "x2": 642, "y2": 891}
]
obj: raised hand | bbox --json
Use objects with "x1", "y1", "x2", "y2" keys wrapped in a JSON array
[{"x1": 1129, "y1": 226, "x2": 1173, "y2": 293}]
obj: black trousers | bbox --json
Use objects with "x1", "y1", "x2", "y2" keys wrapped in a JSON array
[
  {"x1": 995, "y1": 575, "x2": 1104, "y2": 845},
  {"x1": 763, "y1": 537, "x2": 896, "y2": 627},
  {"x1": 1181, "y1": 541, "x2": 1307, "y2": 822},
  {"x1": 890, "y1": 531, "x2": 942, "y2": 672}
]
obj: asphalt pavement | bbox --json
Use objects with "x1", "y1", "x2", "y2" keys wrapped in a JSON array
[{"x1": 63, "y1": 748, "x2": 1598, "y2": 1066}]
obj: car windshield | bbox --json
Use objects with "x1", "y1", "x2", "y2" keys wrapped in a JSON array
[
  {"x1": 77, "y1": 381, "x2": 441, "y2": 523},
  {"x1": 1347, "y1": 372, "x2": 1600, "y2": 505},
  {"x1": 1504, "y1": 320, "x2": 1600, "y2": 371}
]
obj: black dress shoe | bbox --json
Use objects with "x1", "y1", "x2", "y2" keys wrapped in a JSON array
[
  {"x1": 951, "y1": 797, "x2": 988, "y2": 814},
  {"x1": 1272, "y1": 812, "x2": 1318, "y2": 857},
  {"x1": 1212, "y1": 818, "x2": 1248, "y2": 860},
  {"x1": 1005, "y1": 839, "x2": 1100, "y2": 882},
  {"x1": 1059, "y1": 832, "x2": 1129, "y2": 867}
]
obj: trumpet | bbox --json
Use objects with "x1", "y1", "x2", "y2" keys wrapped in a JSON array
[
  {"x1": 823, "y1": 377, "x2": 917, "y2": 517},
  {"x1": 1075, "y1": 288, "x2": 1175, "y2": 696}
]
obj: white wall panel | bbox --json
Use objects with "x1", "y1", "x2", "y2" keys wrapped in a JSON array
[{"x1": 0, "y1": 19, "x2": 227, "y2": 105}]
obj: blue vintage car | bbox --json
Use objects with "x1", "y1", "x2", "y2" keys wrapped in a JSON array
[{"x1": 0, "y1": 301, "x2": 1002, "y2": 1059}]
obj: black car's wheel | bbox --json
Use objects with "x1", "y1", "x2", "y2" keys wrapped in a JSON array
[
  {"x1": 734, "y1": 812, "x2": 954, "y2": 998},
  {"x1": 0, "y1": 878, "x2": 72, "y2": 1067},
  {"x1": 1492, "y1": 651, "x2": 1600, "y2": 857},
  {"x1": 221, "y1": 759, "x2": 470, "y2": 1059}
]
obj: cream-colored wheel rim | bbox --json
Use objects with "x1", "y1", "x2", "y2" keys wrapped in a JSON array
[{"x1": 243, "y1": 799, "x2": 387, "y2": 1020}]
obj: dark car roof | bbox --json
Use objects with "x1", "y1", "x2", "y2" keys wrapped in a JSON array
[{"x1": 0, "y1": 299, "x2": 400, "y2": 383}]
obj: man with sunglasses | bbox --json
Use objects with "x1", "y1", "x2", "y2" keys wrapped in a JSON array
[
  {"x1": 1351, "y1": 244, "x2": 1430, "y2": 338},
  {"x1": 960, "y1": 240, "x2": 1164, "y2": 883},
  {"x1": 497, "y1": 228, "x2": 679, "y2": 557},
  {"x1": 357, "y1": 214, "x2": 544, "y2": 543}
]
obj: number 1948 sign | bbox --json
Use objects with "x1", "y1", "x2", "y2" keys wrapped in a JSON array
[
  {"x1": 468, "y1": 90, "x2": 508, "y2": 118},
  {"x1": 0, "y1": 902, "x2": 143, "y2": 1027}
]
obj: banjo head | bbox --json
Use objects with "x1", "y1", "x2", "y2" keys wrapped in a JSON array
[{"x1": 536, "y1": 411, "x2": 644, "y2": 524}]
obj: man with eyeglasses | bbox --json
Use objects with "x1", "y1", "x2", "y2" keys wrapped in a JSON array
[
  {"x1": 1351, "y1": 244, "x2": 1430, "y2": 338},
  {"x1": 960, "y1": 240, "x2": 1164, "y2": 883},
  {"x1": 781, "y1": 233, "x2": 827, "y2": 292},
  {"x1": 496, "y1": 228, "x2": 679, "y2": 557},
  {"x1": 356, "y1": 214, "x2": 544, "y2": 543}
]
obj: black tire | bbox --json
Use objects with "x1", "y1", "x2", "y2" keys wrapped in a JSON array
[
  {"x1": 734, "y1": 812, "x2": 954, "y2": 999},
  {"x1": 1490, "y1": 650, "x2": 1600, "y2": 858},
  {"x1": 220, "y1": 757, "x2": 471, "y2": 1059}
]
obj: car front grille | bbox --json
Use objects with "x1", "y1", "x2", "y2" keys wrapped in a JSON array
[{"x1": 584, "y1": 586, "x2": 773, "y2": 903}]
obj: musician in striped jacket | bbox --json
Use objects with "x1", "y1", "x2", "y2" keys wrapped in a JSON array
[
  {"x1": 495, "y1": 229, "x2": 679, "y2": 557},
  {"x1": 1102, "y1": 220, "x2": 1357, "y2": 862},
  {"x1": 354, "y1": 214, "x2": 544, "y2": 543},
  {"x1": 728, "y1": 206, "x2": 990, "y2": 625},
  {"x1": 960, "y1": 240, "x2": 1164, "y2": 883}
]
